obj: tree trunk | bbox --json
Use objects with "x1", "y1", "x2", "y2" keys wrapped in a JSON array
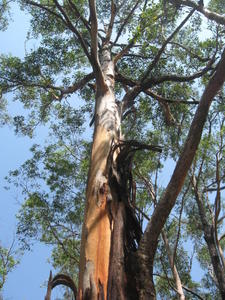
[
  {"x1": 161, "y1": 230, "x2": 185, "y2": 300},
  {"x1": 192, "y1": 176, "x2": 225, "y2": 299},
  {"x1": 78, "y1": 46, "x2": 122, "y2": 299}
]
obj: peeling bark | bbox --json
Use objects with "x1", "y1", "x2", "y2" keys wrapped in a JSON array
[{"x1": 78, "y1": 45, "x2": 121, "y2": 299}]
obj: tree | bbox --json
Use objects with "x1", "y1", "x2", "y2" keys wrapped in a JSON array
[
  {"x1": 0, "y1": 240, "x2": 20, "y2": 291},
  {"x1": 1, "y1": 0, "x2": 225, "y2": 299}
]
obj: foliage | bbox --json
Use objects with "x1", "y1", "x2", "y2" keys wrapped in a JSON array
[{"x1": 0, "y1": 241, "x2": 20, "y2": 290}]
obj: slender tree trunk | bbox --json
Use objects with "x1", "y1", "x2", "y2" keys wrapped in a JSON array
[
  {"x1": 78, "y1": 46, "x2": 122, "y2": 299},
  {"x1": 218, "y1": 243, "x2": 225, "y2": 271},
  {"x1": 161, "y1": 230, "x2": 185, "y2": 300},
  {"x1": 192, "y1": 176, "x2": 225, "y2": 299}
]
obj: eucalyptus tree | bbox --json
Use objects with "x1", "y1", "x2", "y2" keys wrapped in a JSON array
[{"x1": 1, "y1": 0, "x2": 225, "y2": 299}]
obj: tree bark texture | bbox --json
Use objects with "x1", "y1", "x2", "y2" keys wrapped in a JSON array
[
  {"x1": 78, "y1": 47, "x2": 122, "y2": 299},
  {"x1": 78, "y1": 46, "x2": 142, "y2": 299}
]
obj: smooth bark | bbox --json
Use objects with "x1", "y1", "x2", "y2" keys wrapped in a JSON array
[{"x1": 161, "y1": 230, "x2": 185, "y2": 300}]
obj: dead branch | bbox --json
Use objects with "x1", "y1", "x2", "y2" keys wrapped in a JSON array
[{"x1": 44, "y1": 271, "x2": 77, "y2": 300}]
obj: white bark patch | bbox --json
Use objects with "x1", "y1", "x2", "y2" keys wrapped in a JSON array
[
  {"x1": 83, "y1": 260, "x2": 97, "y2": 299},
  {"x1": 96, "y1": 92, "x2": 120, "y2": 134},
  {"x1": 94, "y1": 170, "x2": 107, "y2": 207}
]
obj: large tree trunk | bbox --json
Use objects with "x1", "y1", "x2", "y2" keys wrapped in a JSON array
[{"x1": 78, "y1": 46, "x2": 122, "y2": 299}]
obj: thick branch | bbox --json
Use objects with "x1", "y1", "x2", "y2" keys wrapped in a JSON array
[
  {"x1": 141, "y1": 54, "x2": 215, "y2": 89},
  {"x1": 44, "y1": 272, "x2": 77, "y2": 300},
  {"x1": 121, "y1": 85, "x2": 142, "y2": 114},
  {"x1": 2, "y1": 72, "x2": 94, "y2": 101},
  {"x1": 161, "y1": 230, "x2": 185, "y2": 300},
  {"x1": 105, "y1": 0, "x2": 116, "y2": 44},
  {"x1": 56, "y1": 72, "x2": 95, "y2": 100},
  {"x1": 88, "y1": 0, "x2": 98, "y2": 60},
  {"x1": 116, "y1": 72, "x2": 199, "y2": 117},
  {"x1": 88, "y1": 0, "x2": 107, "y2": 90},
  {"x1": 145, "y1": 89, "x2": 199, "y2": 105},
  {"x1": 191, "y1": 175, "x2": 225, "y2": 298}
]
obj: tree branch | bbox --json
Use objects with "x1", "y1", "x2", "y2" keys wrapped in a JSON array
[
  {"x1": 141, "y1": 54, "x2": 215, "y2": 89},
  {"x1": 142, "y1": 8, "x2": 195, "y2": 82},
  {"x1": 171, "y1": 0, "x2": 225, "y2": 26},
  {"x1": 113, "y1": 0, "x2": 142, "y2": 46},
  {"x1": 169, "y1": 41, "x2": 210, "y2": 63},
  {"x1": 67, "y1": 0, "x2": 91, "y2": 33},
  {"x1": 105, "y1": 0, "x2": 116, "y2": 44},
  {"x1": 88, "y1": 0, "x2": 106, "y2": 90},
  {"x1": 88, "y1": 0, "x2": 98, "y2": 61},
  {"x1": 25, "y1": 0, "x2": 67, "y2": 25},
  {"x1": 44, "y1": 271, "x2": 77, "y2": 300},
  {"x1": 2, "y1": 72, "x2": 94, "y2": 101},
  {"x1": 52, "y1": 0, "x2": 92, "y2": 63}
]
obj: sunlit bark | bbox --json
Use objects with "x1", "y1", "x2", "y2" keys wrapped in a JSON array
[
  {"x1": 78, "y1": 45, "x2": 121, "y2": 299},
  {"x1": 161, "y1": 230, "x2": 185, "y2": 300}
]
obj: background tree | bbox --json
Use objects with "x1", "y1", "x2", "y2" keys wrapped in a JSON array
[
  {"x1": 0, "y1": 240, "x2": 20, "y2": 292},
  {"x1": 1, "y1": 0, "x2": 225, "y2": 299}
]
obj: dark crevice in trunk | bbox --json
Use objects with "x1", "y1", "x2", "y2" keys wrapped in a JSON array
[
  {"x1": 107, "y1": 201, "x2": 126, "y2": 300},
  {"x1": 106, "y1": 141, "x2": 161, "y2": 299},
  {"x1": 98, "y1": 280, "x2": 105, "y2": 300}
]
